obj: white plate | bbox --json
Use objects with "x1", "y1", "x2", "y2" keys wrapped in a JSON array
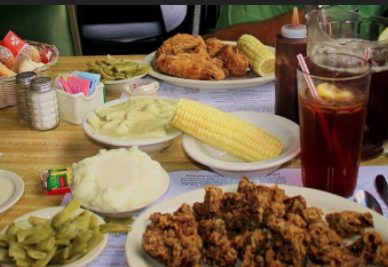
[
  {"x1": 1, "y1": 206, "x2": 109, "y2": 267},
  {"x1": 0, "y1": 170, "x2": 24, "y2": 216},
  {"x1": 143, "y1": 42, "x2": 275, "y2": 90},
  {"x1": 82, "y1": 97, "x2": 182, "y2": 154},
  {"x1": 182, "y1": 112, "x2": 300, "y2": 179},
  {"x1": 126, "y1": 184, "x2": 388, "y2": 267}
]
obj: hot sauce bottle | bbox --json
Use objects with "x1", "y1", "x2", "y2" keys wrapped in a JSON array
[{"x1": 275, "y1": 7, "x2": 307, "y2": 124}]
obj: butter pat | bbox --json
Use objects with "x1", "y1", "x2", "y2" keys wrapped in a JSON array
[{"x1": 71, "y1": 147, "x2": 169, "y2": 212}]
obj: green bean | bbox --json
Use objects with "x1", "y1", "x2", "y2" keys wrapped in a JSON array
[
  {"x1": 31, "y1": 246, "x2": 57, "y2": 267},
  {"x1": 36, "y1": 236, "x2": 55, "y2": 252},
  {"x1": 28, "y1": 216, "x2": 50, "y2": 226},
  {"x1": 27, "y1": 250, "x2": 47, "y2": 260},
  {"x1": 54, "y1": 239, "x2": 71, "y2": 246},
  {"x1": 0, "y1": 248, "x2": 13, "y2": 263},
  {"x1": 114, "y1": 72, "x2": 126, "y2": 79},
  {"x1": 16, "y1": 228, "x2": 34, "y2": 243},
  {"x1": 99, "y1": 223, "x2": 132, "y2": 234},
  {"x1": 51, "y1": 199, "x2": 81, "y2": 227},
  {"x1": 71, "y1": 236, "x2": 87, "y2": 255},
  {"x1": 16, "y1": 257, "x2": 32, "y2": 267},
  {"x1": 104, "y1": 216, "x2": 134, "y2": 225},
  {"x1": 89, "y1": 214, "x2": 99, "y2": 230},
  {"x1": 102, "y1": 68, "x2": 114, "y2": 76},
  {"x1": 97, "y1": 68, "x2": 116, "y2": 81},
  {"x1": 134, "y1": 66, "x2": 152, "y2": 76},
  {"x1": 86, "y1": 228, "x2": 104, "y2": 252},
  {"x1": 8, "y1": 241, "x2": 27, "y2": 260},
  {"x1": 50, "y1": 246, "x2": 70, "y2": 265},
  {"x1": 56, "y1": 221, "x2": 77, "y2": 240},
  {"x1": 6, "y1": 222, "x2": 20, "y2": 237},
  {"x1": 63, "y1": 252, "x2": 85, "y2": 265},
  {"x1": 72, "y1": 213, "x2": 90, "y2": 232}
]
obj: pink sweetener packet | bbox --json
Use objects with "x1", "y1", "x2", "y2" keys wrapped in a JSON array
[{"x1": 66, "y1": 76, "x2": 90, "y2": 97}]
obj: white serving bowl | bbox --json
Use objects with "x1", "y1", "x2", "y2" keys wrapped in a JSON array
[
  {"x1": 71, "y1": 167, "x2": 170, "y2": 219},
  {"x1": 104, "y1": 72, "x2": 148, "y2": 93},
  {"x1": 182, "y1": 112, "x2": 300, "y2": 179},
  {"x1": 82, "y1": 97, "x2": 182, "y2": 155}
]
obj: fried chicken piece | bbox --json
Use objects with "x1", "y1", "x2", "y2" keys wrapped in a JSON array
[
  {"x1": 308, "y1": 223, "x2": 345, "y2": 247},
  {"x1": 301, "y1": 206, "x2": 325, "y2": 225},
  {"x1": 266, "y1": 219, "x2": 308, "y2": 267},
  {"x1": 347, "y1": 231, "x2": 388, "y2": 266},
  {"x1": 142, "y1": 203, "x2": 203, "y2": 267},
  {"x1": 215, "y1": 44, "x2": 250, "y2": 77},
  {"x1": 237, "y1": 177, "x2": 287, "y2": 228},
  {"x1": 307, "y1": 223, "x2": 360, "y2": 266},
  {"x1": 156, "y1": 53, "x2": 226, "y2": 80},
  {"x1": 325, "y1": 211, "x2": 374, "y2": 239},
  {"x1": 156, "y1": 33, "x2": 207, "y2": 57},
  {"x1": 193, "y1": 185, "x2": 224, "y2": 220},
  {"x1": 205, "y1": 38, "x2": 226, "y2": 57},
  {"x1": 308, "y1": 245, "x2": 361, "y2": 267},
  {"x1": 234, "y1": 229, "x2": 268, "y2": 259},
  {"x1": 200, "y1": 219, "x2": 238, "y2": 267}
]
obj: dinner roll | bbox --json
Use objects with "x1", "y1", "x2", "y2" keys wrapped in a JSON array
[
  {"x1": 0, "y1": 62, "x2": 16, "y2": 77},
  {"x1": 18, "y1": 44, "x2": 41, "y2": 63},
  {"x1": 0, "y1": 45, "x2": 16, "y2": 69}
]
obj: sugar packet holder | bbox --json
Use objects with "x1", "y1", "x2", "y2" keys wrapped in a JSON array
[{"x1": 56, "y1": 71, "x2": 101, "y2": 97}]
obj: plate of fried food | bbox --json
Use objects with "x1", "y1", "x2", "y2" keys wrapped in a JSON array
[
  {"x1": 143, "y1": 33, "x2": 275, "y2": 90},
  {"x1": 126, "y1": 177, "x2": 388, "y2": 267}
]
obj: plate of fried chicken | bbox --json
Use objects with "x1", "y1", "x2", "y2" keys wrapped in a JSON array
[
  {"x1": 143, "y1": 34, "x2": 275, "y2": 90},
  {"x1": 126, "y1": 177, "x2": 388, "y2": 267}
]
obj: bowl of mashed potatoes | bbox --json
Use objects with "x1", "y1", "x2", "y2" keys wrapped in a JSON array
[
  {"x1": 70, "y1": 147, "x2": 170, "y2": 218},
  {"x1": 83, "y1": 96, "x2": 182, "y2": 155}
]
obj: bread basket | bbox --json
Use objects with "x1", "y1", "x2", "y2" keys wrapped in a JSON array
[{"x1": 0, "y1": 41, "x2": 59, "y2": 108}]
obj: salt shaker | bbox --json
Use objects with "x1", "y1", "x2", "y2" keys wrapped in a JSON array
[
  {"x1": 16, "y1": 71, "x2": 37, "y2": 125},
  {"x1": 29, "y1": 77, "x2": 60, "y2": 131}
]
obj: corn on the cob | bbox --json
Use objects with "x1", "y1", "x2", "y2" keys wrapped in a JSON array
[
  {"x1": 237, "y1": 34, "x2": 275, "y2": 77},
  {"x1": 171, "y1": 98, "x2": 283, "y2": 162}
]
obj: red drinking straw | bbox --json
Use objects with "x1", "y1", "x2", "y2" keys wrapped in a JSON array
[
  {"x1": 297, "y1": 54, "x2": 319, "y2": 100},
  {"x1": 363, "y1": 47, "x2": 371, "y2": 66}
]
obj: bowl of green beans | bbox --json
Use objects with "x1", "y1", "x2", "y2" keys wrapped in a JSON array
[
  {"x1": 0, "y1": 199, "x2": 132, "y2": 267},
  {"x1": 85, "y1": 55, "x2": 152, "y2": 93}
]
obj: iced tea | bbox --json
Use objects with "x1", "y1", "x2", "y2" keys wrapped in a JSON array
[
  {"x1": 297, "y1": 53, "x2": 371, "y2": 198},
  {"x1": 362, "y1": 65, "x2": 388, "y2": 159},
  {"x1": 299, "y1": 86, "x2": 368, "y2": 197}
]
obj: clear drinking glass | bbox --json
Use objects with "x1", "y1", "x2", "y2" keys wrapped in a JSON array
[
  {"x1": 297, "y1": 53, "x2": 371, "y2": 198},
  {"x1": 306, "y1": 7, "x2": 388, "y2": 159}
]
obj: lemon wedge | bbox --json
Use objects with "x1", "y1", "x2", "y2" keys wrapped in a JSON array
[
  {"x1": 378, "y1": 26, "x2": 388, "y2": 41},
  {"x1": 316, "y1": 83, "x2": 354, "y2": 101}
]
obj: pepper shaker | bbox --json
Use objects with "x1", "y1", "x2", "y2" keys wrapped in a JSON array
[
  {"x1": 29, "y1": 77, "x2": 60, "y2": 131},
  {"x1": 16, "y1": 71, "x2": 37, "y2": 125}
]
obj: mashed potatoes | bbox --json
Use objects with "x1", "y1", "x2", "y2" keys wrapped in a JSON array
[{"x1": 71, "y1": 147, "x2": 169, "y2": 212}]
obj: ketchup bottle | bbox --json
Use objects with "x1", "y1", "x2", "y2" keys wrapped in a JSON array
[{"x1": 275, "y1": 7, "x2": 307, "y2": 124}]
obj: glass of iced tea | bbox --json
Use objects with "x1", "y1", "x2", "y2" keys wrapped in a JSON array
[
  {"x1": 297, "y1": 53, "x2": 371, "y2": 198},
  {"x1": 306, "y1": 8, "x2": 388, "y2": 159}
]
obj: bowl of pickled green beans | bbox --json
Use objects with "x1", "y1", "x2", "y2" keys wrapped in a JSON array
[
  {"x1": 0, "y1": 199, "x2": 132, "y2": 267},
  {"x1": 85, "y1": 55, "x2": 152, "y2": 93}
]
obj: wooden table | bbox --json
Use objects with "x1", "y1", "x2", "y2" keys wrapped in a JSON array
[{"x1": 0, "y1": 55, "x2": 387, "y2": 231}]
